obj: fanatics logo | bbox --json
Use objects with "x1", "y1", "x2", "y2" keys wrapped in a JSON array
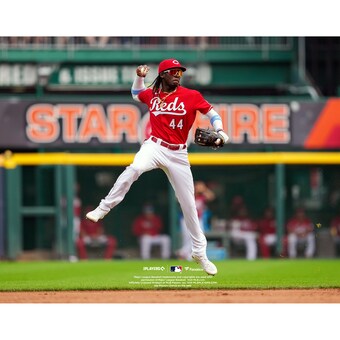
[{"x1": 170, "y1": 266, "x2": 182, "y2": 273}]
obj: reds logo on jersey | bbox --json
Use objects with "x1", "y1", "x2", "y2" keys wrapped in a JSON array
[{"x1": 150, "y1": 97, "x2": 187, "y2": 116}]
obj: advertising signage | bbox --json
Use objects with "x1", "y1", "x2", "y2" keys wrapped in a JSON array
[{"x1": 0, "y1": 99, "x2": 339, "y2": 150}]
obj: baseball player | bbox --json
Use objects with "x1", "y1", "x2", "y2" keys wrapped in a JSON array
[
  {"x1": 258, "y1": 206, "x2": 277, "y2": 258},
  {"x1": 229, "y1": 206, "x2": 258, "y2": 260},
  {"x1": 287, "y1": 207, "x2": 315, "y2": 258},
  {"x1": 132, "y1": 204, "x2": 171, "y2": 260},
  {"x1": 86, "y1": 58, "x2": 229, "y2": 275}
]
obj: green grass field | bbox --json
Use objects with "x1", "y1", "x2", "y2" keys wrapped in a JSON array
[{"x1": 1, "y1": 259, "x2": 340, "y2": 291}]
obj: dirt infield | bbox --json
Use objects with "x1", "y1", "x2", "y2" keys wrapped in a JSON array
[{"x1": 1, "y1": 289, "x2": 340, "y2": 303}]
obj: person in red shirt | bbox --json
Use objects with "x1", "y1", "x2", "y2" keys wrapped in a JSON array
[
  {"x1": 85, "y1": 58, "x2": 230, "y2": 276},
  {"x1": 330, "y1": 207, "x2": 340, "y2": 257},
  {"x1": 286, "y1": 207, "x2": 315, "y2": 258},
  {"x1": 229, "y1": 206, "x2": 258, "y2": 260},
  {"x1": 132, "y1": 204, "x2": 171, "y2": 260},
  {"x1": 76, "y1": 206, "x2": 117, "y2": 260}
]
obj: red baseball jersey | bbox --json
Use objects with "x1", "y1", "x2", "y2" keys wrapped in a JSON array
[
  {"x1": 258, "y1": 218, "x2": 276, "y2": 235},
  {"x1": 132, "y1": 215, "x2": 163, "y2": 237},
  {"x1": 138, "y1": 86, "x2": 213, "y2": 144},
  {"x1": 80, "y1": 219, "x2": 103, "y2": 237},
  {"x1": 287, "y1": 217, "x2": 313, "y2": 236}
]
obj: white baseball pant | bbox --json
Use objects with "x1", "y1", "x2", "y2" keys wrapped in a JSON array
[
  {"x1": 177, "y1": 216, "x2": 205, "y2": 260},
  {"x1": 139, "y1": 234, "x2": 171, "y2": 259},
  {"x1": 230, "y1": 229, "x2": 258, "y2": 260},
  {"x1": 288, "y1": 233, "x2": 315, "y2": 258},
  {"x1": 98, "y1": 137, "x2": 208, "y2": 256}
]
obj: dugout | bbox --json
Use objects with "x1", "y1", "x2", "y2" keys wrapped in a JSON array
[{"x1": 2, "y1": 151, "x2": 340, "y2": 260}]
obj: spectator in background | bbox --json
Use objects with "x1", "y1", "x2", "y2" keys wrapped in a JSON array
[
  {"x1": 258, "y1": 206, "x2": 277, "y2": 258},
  {"x1": 286, "y1": 207, "x2": 315, "y2": 258},
  {"x1": 330, "y1": 206, "x2": 340, "y2": 257},
  {"x1": 54, "y1": 37, "x2": 74, "y2": 46},
  {"x1": 132, "y1": 204, "x2": 171, "y2": 260},
  {"x1": 229, "y1": 195, "x2": 246, "y2": 219},
  {"x1": 76, "y1": 206, "x2": 117, "y2": 260},
  {"x1": 176, "y1": 181, "x2": 216, "y2": 260},
  {"x1": 228, "y1": 206, "x2": 258, "y2": 260},
  {"x1": 84, "y1": 36, "x2": 111, "y2": 47},
  {"x1": 184, "y1": 37, "x2": 208, "y2": 49},
  {"x1": 257, "y1": 206, "x2": 288, "y2": 258},
  {"x1": 31, "y1": 37, "x2": 51, "y2": 45},
  {"x1": 7, "y1": 37, "x2": 31, "y2": 45}
]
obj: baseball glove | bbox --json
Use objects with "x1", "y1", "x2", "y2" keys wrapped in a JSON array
[{"x1": 194, "y1": 128, "x2": 225, "y2": 149}]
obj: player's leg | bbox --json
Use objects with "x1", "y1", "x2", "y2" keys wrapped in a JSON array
[
  {"x1": 243, "y1": 232, "x2": 257, "y2": 260},
  {"x1": 162, "y1": 156, "x2": 217, "y2": 275},
  {"x1": 176, "y1": 217, "x2": 193, "y2": 260},
  {"x1": 104, "y1": 236, "x2": 117, "y2": 260},
  {"x1": 305, "y1": 233, "x2": 316, "y2": 258},
  {"x1": 76, "y1": 237, "x2": 87, "y2": 259},
  {"x1": 281, "y1": 235, "x2": 289, "y2": 257},
  {"x1": 140, "y1": 235, "x2": 152, "y2": 259},
  {"x1": 163, "y1": 163, "x2": 207, "y2": 256},
  {"x1": 263, "y1": 234, "x2": 277, "y2": 258},
  {"x1": 288, "y1": 233, "x2": 298, "y2": 258},
  {"x1": 159, "y1": 235, "x2": 171, "y2": 259},
  {"x1": 259, "y1": 235, "x2": 270, "y2": 258},
  {"x1": 86, "y1": 140, "x2": 159, "y2": 222}
]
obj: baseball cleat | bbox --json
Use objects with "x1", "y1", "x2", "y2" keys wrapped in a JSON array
[
  {"x1": 192, "y1": 254, "x2": 218, "y2": 276},
  {"x1": 86, "y1": 207, "x2": 109, "y2": 222}
]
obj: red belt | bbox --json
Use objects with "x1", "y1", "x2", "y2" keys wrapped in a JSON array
[{"x1": 151, "y1": 136, "x2": 186, "y2": 151}]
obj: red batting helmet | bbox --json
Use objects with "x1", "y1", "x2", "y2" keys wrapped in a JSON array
[{"x1": 158, "y1": 59, "x2": 186, "y2": 74}]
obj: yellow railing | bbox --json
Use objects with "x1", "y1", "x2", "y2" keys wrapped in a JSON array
[{"x1": 1, "y1": 150, "x2": 340, "y2": 168}]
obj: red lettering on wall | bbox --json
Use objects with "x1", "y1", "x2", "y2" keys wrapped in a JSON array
[
  {"x1": 107, "y1": 105, "x2": 140, "y2": 142},
  {"x1": 231, "y1": 104, "x2": 260, "y2": 143},
  {"x1": 78, "y1": 105, "x2": 108, "y2": 142},
  {"x1": 262, "y1": 104, "x2": 290, "y2": 143},
  {"x1": 24, "y1": 102, "x2": 291, "y2": 146},
  {"x1": 26, "y1": 104, "x2": 59, "y2": 143},
  {"x1": 191, "y1": 105, "x2": 229, "y2": 143},
  {"x1": 58, "y1": 105, "x2": 84, "y2": 142}
]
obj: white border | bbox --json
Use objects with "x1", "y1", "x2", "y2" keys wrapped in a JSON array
[
  {"x1": 1, "y1": 303, "x2": 339, "y2": 340},
  {"x1": 1, "y1": 1, "x2": 339, "y2": 36}
]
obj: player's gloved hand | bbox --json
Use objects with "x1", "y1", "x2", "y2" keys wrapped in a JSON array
[
  {"x1": 215, "y1": 130, "x2": 229, "y2": 146},
  {"x1": 195, "y1": 128, "x2": 228, "y2": 149},
  {"x1": 136, "y1": 65, "x2": 150, "y2": 77}
]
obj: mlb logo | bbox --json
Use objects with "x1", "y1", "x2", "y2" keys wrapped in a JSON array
[{"x1": 170, "y1": 266, "x2": 182, "y2": 273}]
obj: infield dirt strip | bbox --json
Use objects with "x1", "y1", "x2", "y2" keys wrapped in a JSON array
[{"x1": 1, "y1": 289, "x2": 340, "y2": 303}]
